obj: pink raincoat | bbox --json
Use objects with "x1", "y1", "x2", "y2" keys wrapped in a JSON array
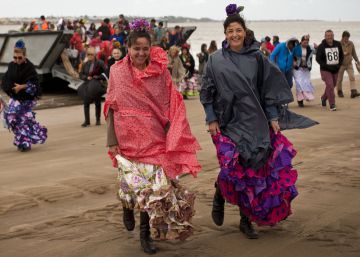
[{"x1": 104, "y1": 47, "x2": 201, "y2": 179}]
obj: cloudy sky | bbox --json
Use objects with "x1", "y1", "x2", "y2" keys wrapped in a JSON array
[{"x1": 1, "y1": 0, "x2": 359, "y2": 21}]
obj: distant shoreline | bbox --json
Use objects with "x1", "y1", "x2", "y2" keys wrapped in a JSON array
[{"x1": 0, "y1": 17, "x2": 355, "y2": 26}]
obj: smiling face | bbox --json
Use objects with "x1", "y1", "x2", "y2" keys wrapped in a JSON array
[
  {"x1": 325, "y1": 31, "x2": 334, "y2": 46},
  {"x1": 128, "y1": 37, "x2": 150, "y2": 70},
  {"x1": 225, "y1": 22, "x2": 246, "y2": 51},
  {"x1": 301, "y1": 37, "x2": 309, "y2": 48},
  {"x1": 112, "y1": 48, "x2": 122, "y2": 60}
]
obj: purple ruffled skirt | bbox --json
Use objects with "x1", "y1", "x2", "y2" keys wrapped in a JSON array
[{"x1": 212, "y1": 131, "x2": 298, "y2": 226}]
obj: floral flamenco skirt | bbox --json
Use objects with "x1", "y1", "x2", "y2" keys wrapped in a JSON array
[
  {"x1": 5, "y1": 99, "x2": 47, "y2": 149},
  {"x1": 115, "y1": 155, "x2": 195, "y2": 240},
  {"x1": 212, "y1": 132, "x2": 298, "y2": 226}
]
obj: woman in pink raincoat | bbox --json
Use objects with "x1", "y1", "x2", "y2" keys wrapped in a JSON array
[{"x1": 104, "y1": 19, "x2": 201, "y2": 254}]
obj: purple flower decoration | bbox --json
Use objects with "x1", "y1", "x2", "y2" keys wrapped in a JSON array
[
  {"x1": 225, "y1": 4, "x2": 244, "y2": 16},
  {"x1": 129, "y1": 18, "x2": 150, "y2": 32}
]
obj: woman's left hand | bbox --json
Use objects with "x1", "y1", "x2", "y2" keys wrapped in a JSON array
[
  {"x1": 13, "y1": 83, "x2": 26, "y2": 94},
  {"x1": 108, "y1": 145, "x2": 118, "y2": 155},
  {"x1": 271, "y1": 120, "x2": 280, "y2": 134}
]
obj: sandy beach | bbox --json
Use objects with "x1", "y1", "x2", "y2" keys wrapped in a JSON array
[{"x1": 1, "y1": 77, "x2": 360, "y2": 257}]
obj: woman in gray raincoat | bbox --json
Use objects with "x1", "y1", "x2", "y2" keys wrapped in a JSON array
[{"x1": 200, "y1": 4, "x2": 299, "y2": 239}]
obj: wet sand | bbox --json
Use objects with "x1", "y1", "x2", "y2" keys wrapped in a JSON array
[{"x1": 1, "y1": 78, "x2": 360, "y2": 257}]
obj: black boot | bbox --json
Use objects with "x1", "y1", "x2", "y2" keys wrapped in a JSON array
[
  {"x1": 239, "y1": 211, "x2": 259, "y2": 239},
  {"x1": 351, "y1": 89, "x2": 360, "y2": 98},
  {"x1": 212, "y1": 183, "x2": 225, "y2": 226},
  {"x1": 337, "y1": 90, "x2": 344, "y2": 98},
  {"x1": 297, "y1": 100, "x2": 304, "y2": 107},
  {"x1": 123, "y1": 207, "x2": 135, "y2": 231},
  {"x1": 140, "y1": 211, "x2": 157, "y2": 254},
  {"x1": 95, "y1": 100, "x2": 101, "y2": 125},
  {"x1": 81, "y1": 103, "x2": 90, "y2": 127}
]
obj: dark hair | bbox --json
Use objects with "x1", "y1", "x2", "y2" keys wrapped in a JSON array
[
  {"x1": 40, "y1": 15, "x2": 45, "y2": 20},
  {"x1": 127, "y1": 30, "x2": 151, "y2": 47},
  {"x1": 223, "y1": 14, "x2": 247, "y2": 33},
  {"x1": 175, "y1": 25, "x2": 180, "y2": 29},
  {"x1": 273, "y1": 35, "x2": 279, "y2": 42},
  {"x1": 301, "y1": 35, "x2": 309, "y2": 42},
  {"x1": 342, "y1": 30, "x2": 350, "y2": 38},
  {"x1": 104, "y1": 18, "x2": 110, "y2": 24},
  {"x1": 151, "y1": 19, "x2": 156, "y2": 23},
  {"x1": 265, "y1": 36, "x2": 271, "y2": 42},
  {"x1": 201, "y1": 43, "x2": 207, "y2": 52},
  {"x1": 159, "y1": 21, "x2": 163, "y2": 26},
  {"x1": 325, "y1": 29, "x2": 333, "y2": 34}
]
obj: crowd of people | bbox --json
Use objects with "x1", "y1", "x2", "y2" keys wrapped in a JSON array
[
  {"x1": 1, "y1": 3, "x2": 359, "y2": 256},
  {"x1": 257, "y1": 30, "x2": 360, "y2": 110},
  {"x1": 20, "y1": 14, "x2": 204, "y2": 123}
]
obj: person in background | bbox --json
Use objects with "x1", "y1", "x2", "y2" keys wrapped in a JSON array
[
  {"x1": 270, "y1": 37, "x2": 299, "y2": 88},
  {"x1": 33, "y1": 15, "x2": 49, "y2": 31},
  {"x1": 167, "y1": 45, "x2": 186, "y2": 91},
  {"x1": 154, "y1": 21, "x2": 166, "y2": 45},
  {"x1": 69, "y1": 29, "x2": 83, "y2": 70},
  {"x1": 293, "y1": 35, "x2": 316, "y2": 107},
  {"x1": 264, "y1": 36, "x2": 274, "y2": 52},
  {"x1": 117, "y1": 14, "x2": 129, "y2": 28},
  {"x1": 79, "y1": 19, "x2": 87, "y2": 43},
  {"x1": 66, "y1": 20, "x2": 74, "y2": 30},
  {"x1": 86, "y1": 23, "x2": 97, "y2": 41},
  {"x1": 260, "y1": 38, "x2": 271, "y2": 57},
  {"x1": 27, "y1": 20, "x2": 36, "y2": 32},
  {"x1": 273, "y1": 35, "x2": 280, "y2": 48},
  {"x1": 180, "y1": 43, "x2": 195, "y2": 98},
  {"x1": 335, "y1": 30, "x2": 360, "y2": 98},
  {"x1": 1, "y1": 40, "x2": 47, "y2": 152},
  {"x1": 97, "y1": 41, "x2": 111, "y2": 67},
  {"x1": 168, "y1": 25, "x2": 182, "y2": 47},
  {"x1": 78, "y1": 47, "x2": 106, "y2": 127},
  {"x1": 158, "y1": 36, "x2": 170, "y2": 51},
  {"x1": 106, "y1": 45, "x2": 123, "y2": 77},
  {"x1": 197, "y1": 43, "x2": 209, "y2": 79},
  {"x1": 89, "y1": 32, "x2": 102, "y2": 54},
  {"x1": 20, "y1": 22, "x2": 28, "y2": 32},
  {"x1": 110, "y1": 26, "x2": 126, "y2": 46},
  {"x1": 200, "y1": 4, "x2": 298, "y2": 239},
  {"x1": 180, "y1": 43, "x2": 195, "y2": 78},
  {"x1": 316, "y1": 29, "x2": 344, "y2": 111},
  {"x1": 97, "y1": 18, "x2": 111, "y2": 41},
  {"x1": 208, "y1": 40, "x2": 218, "y2": 55}
]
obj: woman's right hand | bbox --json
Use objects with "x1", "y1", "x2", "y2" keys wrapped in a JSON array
[{"x1": 208, "y1": 121, "x2": 220, "y2": 136}]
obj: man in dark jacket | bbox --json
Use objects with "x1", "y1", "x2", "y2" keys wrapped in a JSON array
[
  {"x1": 316, "y1": 29, "x2": 344, "y2": 111},
  {"x1": 97, "y1": 18, "x2": 111, "y2": 41}
]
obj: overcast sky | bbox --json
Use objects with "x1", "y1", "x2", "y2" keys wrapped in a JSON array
[{"x1": 1, "y1": 0, "x2": 359, "y2": 21}]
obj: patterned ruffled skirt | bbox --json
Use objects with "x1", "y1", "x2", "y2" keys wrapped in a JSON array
[
  {"x1": 212, "y1": 131, "x2": 298, "y2": 226},
  {"x1": 115, "y1": 155, "x2": 195, "y2": 240},
  {"x1": 4, "y1": 99, "x2": 47, "y2": 150}
]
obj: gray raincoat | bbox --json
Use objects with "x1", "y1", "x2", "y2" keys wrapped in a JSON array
[{"x1": 200, "y1": 40, "x2": 294, "y2": 169}]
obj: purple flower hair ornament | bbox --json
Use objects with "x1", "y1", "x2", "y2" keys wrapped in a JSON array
[
  {"x1": 129, "y1": 18, "x2": 150, "y2": 32},
  {"x1": 225, "y1": 4, "x2": 244, "y2": 16}
]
